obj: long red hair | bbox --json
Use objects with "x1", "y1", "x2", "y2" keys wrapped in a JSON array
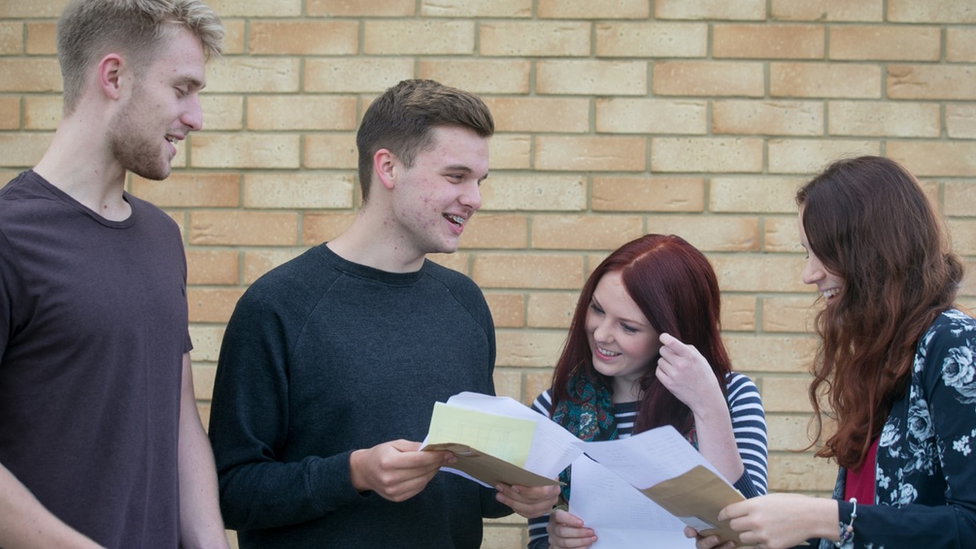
[
  {"x1": 549, "y1": 234, "x2": 733, "y2": 436},
  {"x1": 798, "y1": 156, "x2": 964, "y2": 469}
]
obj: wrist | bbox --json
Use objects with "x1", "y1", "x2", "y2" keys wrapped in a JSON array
[{"x1": 349, "y1": 449, "x2": 367, "y2": 492}]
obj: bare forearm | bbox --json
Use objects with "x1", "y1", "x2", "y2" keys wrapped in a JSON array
[
  {"x1": 0, "y1": 463, "x2": 105, "y2": 549},
  {"x1": 693, "y1": 402, "x2": 745, "y2": 485}
]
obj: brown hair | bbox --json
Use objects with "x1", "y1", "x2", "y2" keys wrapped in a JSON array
[
  {"x1": 798, "y1": 156, "x2": 964, "y2": 469},
  {"x1": 355, "y1": 79, "x2": 494, "y2": 203},
  {"x1": 58, "y1": 0, "x2": 223, "y2": 115},
  {"x1": 550, "y1": 234, "x2": 732, "y2": 435}
]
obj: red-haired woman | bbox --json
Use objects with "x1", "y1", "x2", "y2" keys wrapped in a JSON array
[
  {"x1": 528, "y1": 234, "x2": 768, "y2": 549},
  {"x1": 691, "y1": 156, "x2": 976, "y2": 549}
]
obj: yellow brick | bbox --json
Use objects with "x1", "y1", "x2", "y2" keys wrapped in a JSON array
[
  {"x1": 495, "y1": 329, "x2": 566, "y2": 368},
  {"x1": 419, "y1": 59, "x2": 530, "y2": 94},
  {"x1": 651, "y1": 137, "x2": 763, "y2": 173},
  {"x1": 763, "y1": 216, "x2": 803, "y2": 252},
  {"x1": 887, "y1": 141, "x2": 976, "y2": 177},
  {"x1": 593, "y1": 177, "x2": 704, "y2": 213},
  {"x1": 770, "y1": 0, "x2": 882, "y2": 22},
  {"x1": 0, "y1": 0, "x2": 66, "y2": 18},
  {"x1": 131, "y1": 173, "x2": 240, "y2": 208},
  {"x1": 767, "y1": 454, "x2": 837, "y2": 493},
  {"x1": 761, "y1": 296, "x2": 818, "y2": 334},
  {"x1": 0, "y1": 96, "x2": 19, "y2": 129},
  {"x1": 721, "y1": 295, "x2": 756, "y2": 332},
  {"x1": 421, "y1": 0, "x2": 531, "y2": 17},
  {"x1": 963, "y1": 259, "x2": 976, "y2": 297},
  {"x1": 0, "y1": 59, "x2": 61, "y2": 93},
  {"x1": 531, "y1": 215, "x2": 645, "y2": 250},
  {"x1": 481, "y1": 175, "x2": 586, "y2": 212},
  {"x1": 426, "y1": 252, "x2": 469, "y2": 274},
  {"x1": 481, "y1": 524, "x2": 526, "y2": 549},
  {"x1": 473, "y1": 253, "x2": 585, "y2": 290},
  {"x1": 0, "y1": 22, "x2": 20, "y2": 55},
  {"x1": 767, "y1": 414, "x2": 822, "y2": 451},
  {"x1": 724, "y1": 334, "x2": 818, "y2": 374},
  {"x1": 191, "y1": 363, "x2": 218, "y2": 401},
  {"x1": 945, "y1": 182, "x2": 976, "y2": 218},
  {"x1": 304, "y1": 134, "x2": 358, "y2": 170},
  {"x1": 485, "y1": 292, "x2": 525, "y2": 328},
  {"x1": 364, "y1": 20, "x2": 473, "y2": 55},
  {"x1": 0, "y1": 132, "x2": 51, "y2": 168},
  {"x1": 712, "y1": 100, "x2": 823, "y2": 136},
  {"x1": 596, "y1": 98, "x2": 707, "y2": 134},
  {"x1": 770, "y1": 62, "x2": 881, "y2": 98},
  {"x1": 714, "y1": 24, "x2": 823, "y2": 59},
  {"x1": 887, "y1": 65, "x2": 976, "y2": 100},
  {"x1": 243, "y1": 173, "x2": 354, "y2": 209},
  {"x1": 655, "y1": 0, "x2": 766, "y2": 20},
  {"x1": 187, "y1": 288, "x2": 245, "y2": 324},
  {"x1": 827, "y1": 101, "x2": 940, "y2": 137},
  {"x1": 492, "y1": 369, "x2": 523, "y2": 402},
  {"x1": 653, "y1": 61, "x2": 764, "y2": 97},
  {"x1": 248, "y1": 21, "x2": 358, "y2": 55},
  {"x1": 200, "y1": 95, "x2": 244, "y2": 131},
  {"x1": 535, "y1": 136, "x2": 646, "y2": 172},
  {"x1": 535, "y1": 60, "x2": 647, "y2": 95},
  {"x1": 301, "y1": 213, "x2": 356, "y2": 245},
  {"x1": 246, "y1": 95, "x2": 357, "y2": 131},
  {"x1": 767, "y1": 139, "x2": 879, "y2": 174},
  {"x1": 645, "y1": 215, "x2": 760, "y2": 252},
  {"x1": 243, "y1": 249, "x2": 307, "y2": 284},
  {"x1": 888, "y1": 0, "x2": 976, "y2": 23},
  {"x1": 192, "y1": 133, "x2": 301, "y2": 169},
  {"x1": 489, "y1": 135, "x2": 532, "y2": 170},
  {"x1": 221, "y1": 20, "x2": 246, "y2": 55},
  {"x1": 482, "y1": 97, "x2": 589, "y2": 133},
  {"x1": 947, "y1": 28, "x2": 976, "y2": 62},
  {"x1": 710, "y1": 254, "x2": 808, "y2": 292},
  {"x1": 188, "y1": 325, "x2": 225, "y2": 364},
  {"x1": 595, "y1": 22, "x2": 707, "y2": 58},
  {"x1": 948, "y1": 220, "x2": 976, "y2": 255},
  {"x1": 460, "y1": 214, "x2": 529, "y2": 249},
  {"x1": 479, "y1": 21, "x2": 590, "y2": 57},
  {"x1": 525, "y1": 369, "x2": 556, "y2": 404},
  {"x1": 205, "y1": 0, "x2": 302, "y2": 17},
  {"x1": 25, "y1": 22, "x2": 55, "y2": 54},
  {"x1": 710, "y1": 177, "x2": 804, "y2": 214},
  {"x1": 830, "y1": 26, "x2": 940, "y2": 61},
  {"x1": 538, "y1": 0, "x2": 649, "y2": 19},
  {"x1": 306, "y1": 0, "x2": 415, "y2": 16},
  {"x1": 761, "y1": 376, "x2": 815, "y2": 412},
  {"x1": 527, "y1": 292, "x2": 579, "y2": 329},
  {"x1": 186, "y1": 249, "x2": 240, "y2": 285},
  {"x1": 189, "y1": 211, "x2": 299, "y2": 246},
  {"x1": 305, "y1": 58, "x2": 413, "y2": 93},
  {"x1": 207, "y1": 58, "x2": 300, "y2": 93}
]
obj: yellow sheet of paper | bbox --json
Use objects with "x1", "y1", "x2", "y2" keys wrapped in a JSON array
[{"x1": 425, "y1": 402, "x2": 535, "y2": 467}]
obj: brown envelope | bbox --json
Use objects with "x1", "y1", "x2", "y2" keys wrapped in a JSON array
[
  {"x1": 424, "y1": 443, "x2": 561, "y2": 488},
  {"x1": 640, "y1": 465, "x2": 745, "y2": 545}
]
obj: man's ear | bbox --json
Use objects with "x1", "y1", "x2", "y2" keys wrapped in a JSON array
[
  {"x1": 373, "y1": 148, "x2": 398, "y2": 191},
  {"x1": 96, "y1": 53, "x2": 124, "y2": 100}
]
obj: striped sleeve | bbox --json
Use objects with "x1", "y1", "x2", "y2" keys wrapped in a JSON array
[{"x1": 725, "y1": 372, "x2": 769, "y2": 497}]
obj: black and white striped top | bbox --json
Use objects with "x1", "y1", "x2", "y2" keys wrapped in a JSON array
[{"x1": 526, "y1": 372, "x2": 768, "y2": 549}]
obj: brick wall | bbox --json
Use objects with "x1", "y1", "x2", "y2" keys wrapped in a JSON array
[{"x1": 3, "y1": 0, "x2": 976, "y2": 546}]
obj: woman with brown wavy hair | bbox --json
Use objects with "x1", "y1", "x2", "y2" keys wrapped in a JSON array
[
  {"x1": 691, "y1": 156, "x2": 976, "y2": 549},
  {"x1": 528, "y1": 234, "x2": 768, "y2": 549}
]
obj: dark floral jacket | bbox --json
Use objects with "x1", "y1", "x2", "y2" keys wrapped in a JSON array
[{"x1": 818, "y1": 309, "x2": 976, "y2": 549}]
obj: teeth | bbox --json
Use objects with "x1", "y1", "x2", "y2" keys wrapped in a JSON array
[
  {"x1": 166, "y1": 137, "x2": 177, "y2": 144},
  {"x1": 598, "y1": 346, "x2": 621, "y2": 357},
  {"x1": 822, "y1": 288, "x2": 840, "y2": 300},
  {"x1": 445, "y1": 214, "x2": 465, "y2": 226}
]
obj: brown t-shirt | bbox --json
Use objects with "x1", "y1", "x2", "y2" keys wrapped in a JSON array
[{"x1": 0, "y1": 170, "x2": 191, "y2": 548}]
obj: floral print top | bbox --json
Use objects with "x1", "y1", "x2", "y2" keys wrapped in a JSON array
[{"x1": 819, "y1": 308, "x2": 976, "y2": 549}]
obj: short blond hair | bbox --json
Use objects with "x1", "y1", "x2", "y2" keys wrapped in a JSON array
[{"x1": 57, "y1": 0, "x2": 223, "y2": 115}]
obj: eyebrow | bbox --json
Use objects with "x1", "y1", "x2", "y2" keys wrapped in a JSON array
[{"x1": 446, "y1": 164, "x2": 489, "y2": 182}]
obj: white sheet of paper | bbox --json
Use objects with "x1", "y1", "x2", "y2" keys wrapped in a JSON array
[
  {"x1": 579, "y1": 425, "x2": 729, "y2": 489},
  {"x1": 568, "y1": 455, "x2": 694, "y2": 548}
]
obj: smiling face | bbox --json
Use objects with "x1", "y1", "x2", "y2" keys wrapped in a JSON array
[
  {"x1": 388, "y1": 125, "x2": 488, "y2": 259},
  {"x1": 798, "y1": 209, "x2": 845, "y2": 303},
  {"x1": 108, "y1": 27, "x2": 206, "y2": 180},
  {"x1": 585, "y1": 270, "x2": 662, "y2": 401}
]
